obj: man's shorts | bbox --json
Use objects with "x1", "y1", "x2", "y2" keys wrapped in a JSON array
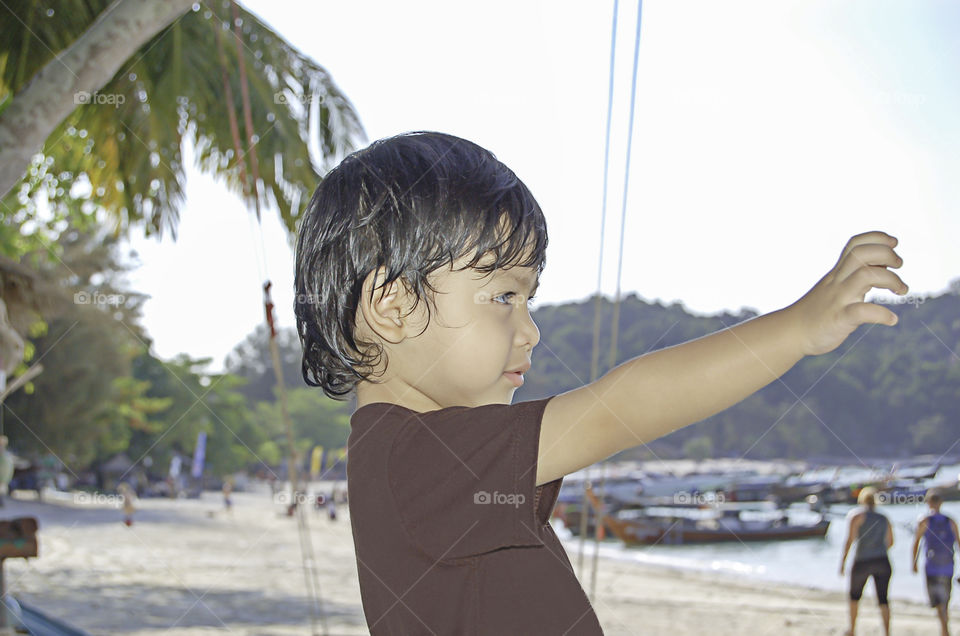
[{"x1": 926, "y1": 575, "x2": 952, "y2": 607}]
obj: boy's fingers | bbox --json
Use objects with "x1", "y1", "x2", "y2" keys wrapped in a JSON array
[
  {"x1": 843, "y1": 265, "x2": 909, "y2": 297},
  {"x1": 836, "y1": 231, "x2": 899, "y2": 268},
  {"x1": 843, "y1": 230, "x2": 898, "y2": 253},
  {"x1": 844, "y1": 301, "x2": 899, "y2": 327},
  {"x1": 835, "y1": 243, "x2": 903, "y2": 281}
]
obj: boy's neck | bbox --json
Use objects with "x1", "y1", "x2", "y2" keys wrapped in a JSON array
[
  {"x1": 355, "y1": 383, "x2": 441, "y2": 414},
  {"x1": 354, "y1": 383, "x2": 511, "y2": 414}
]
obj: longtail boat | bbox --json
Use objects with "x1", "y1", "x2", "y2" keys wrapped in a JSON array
[{"x1": 583, "y1": 485, "x2": 829, "y2": 545}]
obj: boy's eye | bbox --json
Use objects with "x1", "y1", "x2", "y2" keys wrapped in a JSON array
[{"x1": 492, "y1": 292, "x2": 536, "y2": 307}]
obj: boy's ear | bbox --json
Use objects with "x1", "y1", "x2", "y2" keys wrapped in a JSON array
[{"x1": 357, "y1": 266, "x2": 410, "y2": 344}]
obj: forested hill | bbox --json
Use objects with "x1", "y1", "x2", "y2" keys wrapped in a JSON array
[{"x1": 516, "y1": 279, "x2": 960, "y2": 461}]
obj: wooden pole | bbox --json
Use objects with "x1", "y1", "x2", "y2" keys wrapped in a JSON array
[
  {"x1": 0, "y1": 364, "x2": 42, "y2": 405},
  {"x1": 0, "y1": 557, "x2": 7, "y2": 632},
  {"x1": 262, "y1": 283, "x2": 299, "y2": 506}
]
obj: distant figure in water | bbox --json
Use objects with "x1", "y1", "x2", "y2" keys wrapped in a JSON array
[
  {"x1": 911, "y1": 488, "x2": 959, "y2": 636},
  {"x1": 839, "y1": 486, "x2": 893, "y2": 636},
  {"x1": 118, "y1": 482, "x2": 137, "y2": 526}
]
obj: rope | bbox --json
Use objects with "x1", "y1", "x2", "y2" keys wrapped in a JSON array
[
  {"x1": 578, "y1": 0, "x2": 645, "y2": 604},
  {"x1": 578, "y1": 0, "x2": 619, "y2": 581},
  {"x1": 222, "y1": 3, "x2": 326, "y2": 631},
  {"x1": 230, "y1": 0, "x2": 263, "y2": 224},
  {"x1": 216, "y1": 0, "x2": 269, "y2": 288},
  {"x1": 212, "y1": 20, "x2": 250, "y2": 202}
]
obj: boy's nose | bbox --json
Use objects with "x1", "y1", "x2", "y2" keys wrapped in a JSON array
[{"x1": 517, "y1": 314, "x2": 540, "y2": 350}]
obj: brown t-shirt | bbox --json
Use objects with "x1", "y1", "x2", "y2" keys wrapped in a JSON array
[{"x1": 347, "y1": 395, "x2": 604, "y2": 635}]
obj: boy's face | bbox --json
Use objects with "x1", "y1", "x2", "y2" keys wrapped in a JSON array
[{"x1": 354, "y1": 250, "x2": 540, "y2": 413}]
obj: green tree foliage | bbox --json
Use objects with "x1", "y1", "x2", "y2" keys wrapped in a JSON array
[
  {"x1": 910, "y1": 414, "x2": 951, "y2": 456},
  {"x1": 252, "y1": 387, "x2": 352, "y2": 464},
  {"x1": 91, "y1": 376, "x2": 173, "y2": 461},
  {"x1": 125, "y1": 351, "x2": 269, "y2": 478},
  {"x1": 3, "y1": 221, "x2": 148, "y2": 467},
  {"x1": 682, "y1": 435, "x2": 713, "y2": 461},
  {"x1": 0, "y1": 0, "x2": 364, "y2": 241},
  {"x1": 3, "y1": 219, "x2": 270, "y2": 478},
  {"x1": 224, "y1": 322, "x2": 303, "y2": 408},
  {"x1": 0, "y1": 0, "x2": 366, "y2": 482}
]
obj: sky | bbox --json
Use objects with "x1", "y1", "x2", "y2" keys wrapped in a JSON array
[{"x1": 121, "y1": 0, "x2": 960, "y2": 373}]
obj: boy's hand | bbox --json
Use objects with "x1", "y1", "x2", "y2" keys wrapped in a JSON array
[{"x1": 788, "y1": 230, "x2": 908, "y2": 356}]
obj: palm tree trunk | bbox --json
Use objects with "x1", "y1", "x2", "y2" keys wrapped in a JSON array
[{"x1": 0, "y1": 0, "x2": 195, "y2": 199}]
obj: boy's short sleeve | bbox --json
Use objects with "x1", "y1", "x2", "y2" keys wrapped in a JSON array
[{"x1": 388, "y1": 396, "x2": 559, "y2": 563}]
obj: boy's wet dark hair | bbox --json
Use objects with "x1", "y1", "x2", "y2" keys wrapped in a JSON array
[{"x1": 294, "y1": 131, "x2": 548, "y2": 400}]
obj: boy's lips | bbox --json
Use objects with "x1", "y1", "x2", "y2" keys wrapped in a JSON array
[
  {"x1": 503, "y1": 362, "x2": 530, "y2": 388},
  {"x1": 506, "y1": 362, "x2": 531, "y2": 374},
  {"x1": 503, "y1": 371, "x2": 524, "y2": 387}
]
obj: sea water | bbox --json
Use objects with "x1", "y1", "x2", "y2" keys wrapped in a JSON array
[{"x1": 556, "y1": 500, "x2": 960, "y2": 606}]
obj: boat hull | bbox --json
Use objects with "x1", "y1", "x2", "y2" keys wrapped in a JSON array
[{"x1": 602, "y1": 516, "x2": 830, "y2": 545}]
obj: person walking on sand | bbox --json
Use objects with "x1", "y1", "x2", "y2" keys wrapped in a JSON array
[
  {"x1": 911, "y1": 488, "x2": 959, "y2": 636},
  {"x1": 118, "y1": 481, "x2": 137, "y2": 526},
  {"x1": 840, "y1": 486, "x2": 894, "y2": 636},
  {"x1": 222, "y1": 478, "x2": 234, "y2": 514},
  {"x1": 327, "y1": 490, "x2": 337, "y2": 522}
]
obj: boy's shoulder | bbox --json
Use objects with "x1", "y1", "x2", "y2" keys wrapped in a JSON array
[
  {"x1": 349, "y1": 398, "x2": 554, "y2": 459},
  {"x1": 350, "y1": 398, "x2": 548, "y2": 422},
  {"x1": 348, "y1": 399, "x2": 551, "y2": 452}
]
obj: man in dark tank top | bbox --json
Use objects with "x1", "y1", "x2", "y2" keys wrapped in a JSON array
[
  {"x1": 911, "y1": 488, "x2": 960, "y2": 636},
  {"x1": 839, "y1": 486, "x2": 893, "y2": 636}
]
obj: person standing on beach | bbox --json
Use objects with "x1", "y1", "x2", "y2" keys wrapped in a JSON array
[
  {"x1": 840, "y1": 486, "x2": 893, "y2": 636},
  {"x1": 222, "y1": 478, "x2": 234, "y2": 514},
  {"x1": 327, "y1": 493, "x2": 337, "y2": 521},
  {"x1": 911, "y1": 488, "x2": 959, "y2": 636},
  {"x1": 118, "y1": 481, "x2": 137, "y2": 526}
]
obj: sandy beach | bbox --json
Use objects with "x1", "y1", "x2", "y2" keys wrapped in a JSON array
[{"x1": 0, "y1": 483, "x2": 948, "y2": 635}]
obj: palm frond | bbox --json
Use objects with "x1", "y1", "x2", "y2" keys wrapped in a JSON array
[{"x1": 5, "y1": 1, "x2": 365, "y2": 240}]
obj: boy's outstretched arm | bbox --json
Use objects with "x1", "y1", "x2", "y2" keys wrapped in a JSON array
[{"x1": 535, "y1": 231, "x2": 908, "y2": 487}]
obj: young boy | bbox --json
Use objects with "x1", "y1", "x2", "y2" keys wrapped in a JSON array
[
  {"x1": 293, "y1": 131, "x2": 908, "y2": 635},
  {"x1": 912, "y1": 489, "x2": 959, "y2": 636}
]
